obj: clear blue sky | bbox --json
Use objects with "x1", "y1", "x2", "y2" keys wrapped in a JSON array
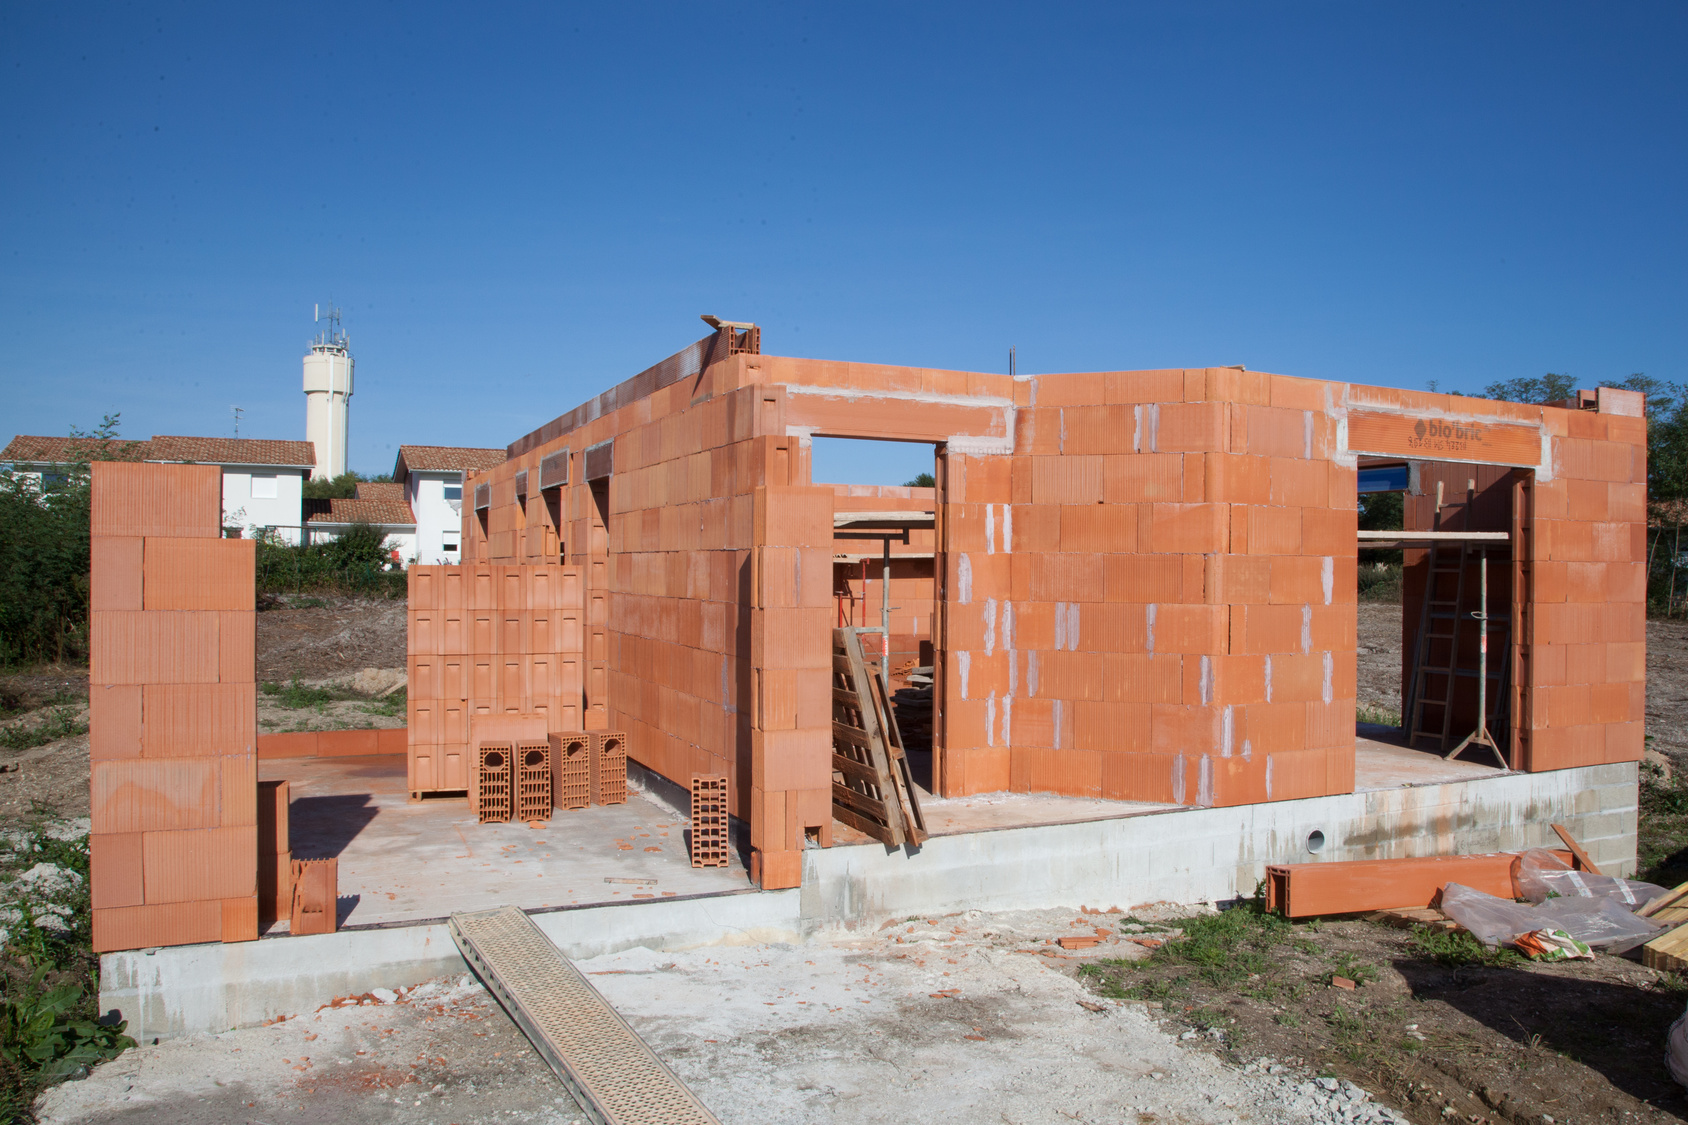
[{"x1": 3, "y1": 4, "x2": 1683, "y2": 485}]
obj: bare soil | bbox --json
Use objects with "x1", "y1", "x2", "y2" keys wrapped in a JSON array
[
  {"x1": 1073, "y1": 912, "x2": 1688, "y2": 1125},
  {"x1": 255, "y1": 593, "x2": 409, "y2": 682}
]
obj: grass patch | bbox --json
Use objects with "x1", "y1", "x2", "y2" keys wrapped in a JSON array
[
  {"x1": 1404, "y1": 925, "x2": 1524, "y2": 968},
  {"x1": 1357, "y1": 562, "x2": 1403, "y2": 603},
  {"x1": 0, "y1": 816, "x2": 134, "y2": 1119},
  {"x1": 1078, "y1": 901, "x2": 1297, "y2": 1004},
  {"x1": 1356, "y1": 703, "x2": 1402, "y2": 728},
  {"x1": 0, "y1": 707, "x2": 87, "y2": 754}
]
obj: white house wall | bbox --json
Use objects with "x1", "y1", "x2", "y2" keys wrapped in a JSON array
[
  {"x1": 409, "y1": 471, "x2": 465, "y2": 566},
  {"x1": 220, "y1": 467, "x2": 306, "y2": 544}
]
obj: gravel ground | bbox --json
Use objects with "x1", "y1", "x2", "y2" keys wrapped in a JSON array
[{"x1": 37, "y1": 906, "x2": 1413, "y2": 1125}]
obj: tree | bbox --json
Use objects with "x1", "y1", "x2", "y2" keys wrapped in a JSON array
[
  {"x1": 0, "y1": 414, "x2": 139, "y2": 665},
  {"x1": 904, "y1": 472, "x2": 936, "y2": 489}
]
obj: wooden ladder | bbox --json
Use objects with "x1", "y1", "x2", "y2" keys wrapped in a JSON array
[
  {"x1": 1407, "y1": 540, "x2": 1469, "y2": 751},
  {"x1": 830, "y1": 628, "x2": 927, "y2": 847}
]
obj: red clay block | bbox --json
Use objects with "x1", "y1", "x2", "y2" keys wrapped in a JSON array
[
  {"x1": 221, "y1": 896, "x2": 258, "y2": 942},
  {"x1": 1145, "y1": 503, "x2": 1226, "y2": 555},
  {"x1": 1150, "y1": 604, "x2": 1227, "y2": 654},
  {"x1": 141, "y1": 683, "x2": 255, "y2": 757},
  {"x1": 1102, "y1": 454, "x2": 1182, "y2": 502},
  {"x1": 217, "y1": 611, "x2": 255, "y2": 684},
  {"x1": 1031, "y1": 456, "x2": 1104, "y2": 505},
  {"x1": 1101, "y1": 751, "x2": 1181, "y2": 804},
  {"x1": 141, "y1": 825, "x2": 257, "y2": 903},
  {"x1": 690, "y1": 773, "x2": 731, "y2": 868},
  {"x1": 591, "y1": 730, "x2": 628, "y2": 805},
  {"x1": 220, "y1": 755, "x2": 256, "y2": 827},
  {"x1": 142, "y1": 538, "x2": 254, "y2": 611},
  {"x1": 257, "y1": 731, "x2": 318, "y2": 759},
  {"x1": 314, "y1": 729, "x2": 381, "y2": 757},
  {"x1": 1103, "y1": 556, "x2": 1185, "y2": 603},
  {"x1": 258, "y1": 780, "x2": 289, "y2": 855},
  {"x1": 752, "y1": 848, "x2": 802, "y2": 890},
  {"x1": 1152, "y1": 402, "x2": 1225, "y2": 452},
  {"x1": 90, "y1": 611, "x2": 220, "y2": 684},
  {"x1": 290, "y1": 858, "x2": 338, "y2": 935},
  {"x1": 89, "y1": 683, "x2": 143, "y2": 760},
  {"x1": 92, "y1": 758, "x2": 221, "y2": 834},
  {"x1": 92, "y1": 900, "x2": 222, "y2": 953},
  {"x1": 90, "y1": 833, "x2": 144, "y2": 909},
  {"x1": 1204, "y1": 454, "x2": 1271, "y2": 506},
  {"x1": 91, "y1": 462, "x2": 221, "y2": 539},
  {"x1": 91, "y1": 536, "x2": 143, "y2": 611},
  {"x1": 375, "y1": 727, "x2": 407, "y2": 755},
  {"x1": 1266, "y1": 853, "x2": 1539, "y2": 918}
]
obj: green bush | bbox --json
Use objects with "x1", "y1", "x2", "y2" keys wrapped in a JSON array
[
  {"x1": 0, "y1": 417, "x2": 139, "y2": 667},
  {"x1": 255, "y1": 521, "x2": 407, "y2": 598}
]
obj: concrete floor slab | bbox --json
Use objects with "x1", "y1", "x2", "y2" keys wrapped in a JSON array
[
  {"x1": 1354, "y1": 723, "x2": 1506, "y2": 790},
  {"x1": 263, "y1": 755, "x2": 751, "y2": 929}
]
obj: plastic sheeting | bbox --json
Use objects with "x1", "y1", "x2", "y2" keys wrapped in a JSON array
[
  {"x1": 1440, "y1": 882, "x2": 1665, "y2": 950},
  {"x1": 1511, "y1": 849, "x2": 1669, "y2": 909}
]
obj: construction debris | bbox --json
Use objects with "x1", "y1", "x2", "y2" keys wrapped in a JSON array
[{"x1": 1264, "y1": 851, "x2": 1573, "y2": 918}]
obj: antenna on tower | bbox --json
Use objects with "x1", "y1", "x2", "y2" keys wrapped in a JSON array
[
  {"x1": 231, "y1": 405, "x2": 244, "y2": 438},
  {"x1": 311, "y1": 302, "x2": 349, "y2": 354}
]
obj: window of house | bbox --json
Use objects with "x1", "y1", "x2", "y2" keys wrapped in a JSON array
[
  {"x1": 443, "y1": 540, "x2": 459, "y2": 553},
  {"x1": 251, "y1": 474, "x2": 279, "y2": 499},
  {"x1": 443, "y1": 484, "x2": 462, "y2": 501}
]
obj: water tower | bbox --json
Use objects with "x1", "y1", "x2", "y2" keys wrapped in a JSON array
[{"x1": 302, "y1": 304, "x2": 353, "y2": 481}]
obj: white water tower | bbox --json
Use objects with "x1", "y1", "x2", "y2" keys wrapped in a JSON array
[{"x1": 302, "y1": 304, "x2": 353, "y2": 481}]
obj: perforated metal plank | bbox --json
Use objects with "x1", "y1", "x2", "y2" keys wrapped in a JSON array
[{"x1": 450, "y1": 906, "x2": 720, "y2": 1125}]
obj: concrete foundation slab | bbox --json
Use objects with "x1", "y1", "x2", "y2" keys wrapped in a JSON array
[{"x1": 266, "y1": 754, "x2": 751, "y2": 928}]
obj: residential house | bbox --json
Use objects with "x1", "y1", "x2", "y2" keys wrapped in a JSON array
[{"x1": 392, "y1": 445, "x2": 508, "y2": 565}]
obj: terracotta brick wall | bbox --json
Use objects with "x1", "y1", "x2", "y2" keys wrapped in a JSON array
[{"x1": 89, "y1": 463, "x2": 258, "y2": 952}]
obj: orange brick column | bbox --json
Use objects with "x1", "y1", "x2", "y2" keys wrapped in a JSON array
[
  {"x1": 936, "y1": 450, "x2": 1014, "y2": 796},
  {"x1": 89, "y1": 463, "x2": 258, "y2": 952},
  {"x1": 747, "y1": 485, "x2": 835, "y2": 889}
]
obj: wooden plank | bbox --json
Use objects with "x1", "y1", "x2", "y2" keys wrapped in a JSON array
[
  {"x1": 832, "y1": 655, "x2": 855, "y2": 674},
  {"x1": 1639, "y1": 880, "x2": 1688, "y2": 919},
  {"x1": 1642, "y1": 922, "x2": 1688, "y2": 974},
  {"x1": 831, "y1": 781, "x2": 893, "y2": 823},
  {"x1": 1551, "y1": 823, "x2": 1604, "y2": 875},
  {"x1": 831, "y1": 752, "x2": 882, "y2": 786},
  {"x1": 865, "y1": 663, "x2": 926, "y2": 844},
  {"x1": 831, "y1": 721, "x2": 874, "y2": 749},
  {"x1": 836, "y1": 629, "x2": 906, "y2": 846},
  {"x1": 832, "y1": 687, "x2": 862, "y2": 708},
  {"x1": 831, "y1": 801, "x2": 897, "y2": 847}
]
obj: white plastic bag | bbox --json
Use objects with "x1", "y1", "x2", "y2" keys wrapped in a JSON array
[
  {"x1": 1439, "y1": 882, "x2": 1665, "y2": 950},
  {"x1": 1512, "y1": 849, "x2": 1668, "y2": 910}
]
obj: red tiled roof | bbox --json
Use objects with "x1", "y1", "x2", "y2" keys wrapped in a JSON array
[
  {"x1": 394, "y1": 445, "x2": 506, "y2": 482},
  {"x1": 2, "y1": 435, "x2": 151, "y2": 463},
  {"x1": 149, "y1": 436, "x2": 315, "y2": 467},
  {"x1": 4, "y1": 434, "x2": 315, "y2": 467},
  {"x1": 303, "y1": 498, "x2": 416, "y2": 526},
  {"x1": 354, "y1": 482, "x2": 406, "y2": 501}
]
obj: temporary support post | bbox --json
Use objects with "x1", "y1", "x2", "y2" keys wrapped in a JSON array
[{"x1": 1446, "y1": 552, "x2": 1507, "y2": 769}]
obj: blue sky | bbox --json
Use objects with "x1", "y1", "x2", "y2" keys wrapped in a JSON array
[{"x1": 2, "y1": 3, "x2": 1683, "y2": 485}]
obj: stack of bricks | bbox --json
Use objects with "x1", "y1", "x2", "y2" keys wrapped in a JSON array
[
  {"x1": 88, "y1": 462, "x2": 259, "y2": 952},
  {"x1": 407, "y1": 564, "x2": 584, "y2": 798}
]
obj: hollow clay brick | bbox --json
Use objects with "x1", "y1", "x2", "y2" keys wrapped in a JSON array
[
  {"x1": 217, "y1": 611, "x2": 255, "y2": 684},
  {"x1": 90, "y1": 833, "x2": 144, "y2": 909},
  {"x1": 220, "y1": 755, "x2": 256, "y2": 828},
  {"x1": 93, "y1": 900, "x2": 222, "y2": 953},
  {"x1": 142, "y1": 825, "x2": 257, "y2": 903},
  {"x1": 222, "y1": 896, "x2": 258, "y2": 942},
  {"x1": 591, "y1": 731, "x2": 628, "y2": 805},
  {"x1": 141, "y1": 683, "x2": 256, "y2": 757},
  {"x1": 91, "y1": 536, "x2": 143, "y2": 611},
  {"x1": 142, "y1": 538, "x2": 254, "y2": 611},
  {"x1": 1101, "y1": 751, "x2": 1180, "y2": 804},
  {"x1": 91, "y1": 463, "x2": 221, "y2": 539},
  {"x1": 751, "y1": 848, "x2": 802, "y2": 890},
  {"x1": 1145, "y1": 503, "x2": 1226, "y2": 555},
  {"x1": 1152, "y1": 403, "x2": 1225, "y2": 453},
  {"x1": 258, "y1": 780, "x2": 289, "y2": 855},
  {"x1": 91, "y1": 611, "x2": 220, "y2": 684},
  {"x1": 92, "y1": 758, "x2": 221, "y2": 834},
  {"x1": 290, "y1": 858, "x2": 338, "y2": 935},
  {"x1": 89, "y1": 684, "x2": 143, "y2": 760},
  {"x1": 314, "y1": 729, "x2": 380, "y2": 757}
]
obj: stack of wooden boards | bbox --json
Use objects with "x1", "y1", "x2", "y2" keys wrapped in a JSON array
[
  {"x1": 829, "y1": 629, "x2": 926, "y2": 848},
  {"x1": 474, "y1": 728, "x2": 627, "y2": 825},
  {"x1": 1640, "y1": 883, "x2": 1688, "y2": 972}
]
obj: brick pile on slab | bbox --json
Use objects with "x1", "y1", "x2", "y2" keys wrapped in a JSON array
[
  {"x1": 89, "y1": 462, "x2": 260, "y2": 952},
  {"x1": 407, "y1": 564, "x2": 584, "y2": 798}
]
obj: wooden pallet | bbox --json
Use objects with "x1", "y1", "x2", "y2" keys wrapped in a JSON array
[{"x1": 830, "y1": 628, "x2": 926, "y2": 848}]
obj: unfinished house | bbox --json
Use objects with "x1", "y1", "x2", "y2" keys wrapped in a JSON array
[
  {"x1": 445, "y1": 324, "x2": 1646, "y2": 888},
  {"x1": 88, "y1": 322, "x2": 1646, "y2": 1039}
]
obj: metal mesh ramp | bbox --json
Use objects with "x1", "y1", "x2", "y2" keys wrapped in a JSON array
[{"x1": 450, "y1": 906, "x2": 721, "y2": 1125}]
